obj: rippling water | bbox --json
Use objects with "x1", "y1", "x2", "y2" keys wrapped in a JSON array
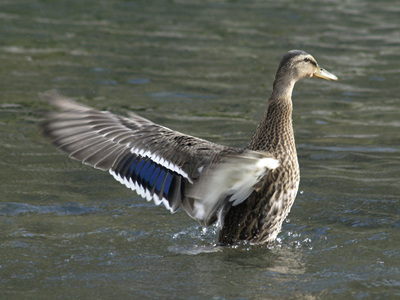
[{"x1": 1, "y1": 0, "x2": 400, "y2": 299}]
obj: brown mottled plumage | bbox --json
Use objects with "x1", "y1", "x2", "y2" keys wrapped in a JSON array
[
  {"x1": 219, "y1": 50, "x2": 337, "y2": 244},
  {"x1": 40, "y1": 50, "x2": 337, "y2": 246}
]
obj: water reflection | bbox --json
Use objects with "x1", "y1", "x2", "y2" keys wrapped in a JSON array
[{"x1": 181, "y1": 246, "x2": 309, "y2": 298}]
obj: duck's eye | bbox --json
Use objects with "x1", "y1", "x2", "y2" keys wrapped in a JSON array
[{"x1": 304, "y1": 57, "x2": 310, "y2": 63}]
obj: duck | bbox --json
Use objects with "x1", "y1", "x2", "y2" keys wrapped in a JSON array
[{"x1": 40, "y1": 50, "x2": 338, "y2": 245}]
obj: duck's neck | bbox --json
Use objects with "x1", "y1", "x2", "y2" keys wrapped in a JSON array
[
  {"x1": 270, "y1": 74, "x2": 296, "y2": 100},
  {"x1": 246, "y1": 76, "x2": 297, "y2": 157}
]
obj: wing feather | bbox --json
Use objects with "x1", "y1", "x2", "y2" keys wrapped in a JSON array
[
  {"x1": 188, "y1": 151, "x2": 279, "y2": 227},
  {"x1": 40, "y1": 90, "x2": 279, "y2": 227},
  {"x1": 40, "y1": 90, "x2": 227, "y2": 214}
]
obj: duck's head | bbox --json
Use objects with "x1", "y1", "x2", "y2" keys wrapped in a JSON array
[{"x1": 277, "y1": 50, "x2": 338, "y2": 82}]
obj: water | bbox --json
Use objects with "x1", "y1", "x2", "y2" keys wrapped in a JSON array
[{"x1": 1, "y1": 0, "x2": 400, "y2": 298}]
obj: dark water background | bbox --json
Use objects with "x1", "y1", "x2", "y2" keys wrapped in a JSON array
[{"x1": 1, "y1": 0, "x2": 400, "y2": 299}]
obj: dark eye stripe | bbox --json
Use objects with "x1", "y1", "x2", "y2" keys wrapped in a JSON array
[{"x1": 304, "y1": 57, "x2": 317, "y2": 66}]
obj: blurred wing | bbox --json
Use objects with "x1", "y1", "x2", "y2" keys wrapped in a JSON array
[
  {"x1": 188, "y1": 151, "x2": 279, "y2": 227},
  {"x1": 40, "y1": 90, "x2": 228, "y2": 213}
]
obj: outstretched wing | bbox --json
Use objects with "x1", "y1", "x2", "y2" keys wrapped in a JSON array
[
  {"x1": 40, "y1": 90, "x2": 228, "y2": 213},
  {"x1": 40, "y1": 90, "x2": 279, "y2": 227}
]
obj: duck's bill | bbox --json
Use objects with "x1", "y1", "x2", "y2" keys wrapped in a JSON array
[{"x1": 313, "y1": 67, "x2": 338, "y2": 81}]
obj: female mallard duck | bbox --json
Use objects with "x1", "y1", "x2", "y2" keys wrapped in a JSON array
[{"x1": 41, "y1": 50, "x2": 337, "y2": 245}]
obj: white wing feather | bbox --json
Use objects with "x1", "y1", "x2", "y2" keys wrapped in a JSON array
[{"x1": 189, "y1": 151, "x2": 279, "y2": 226}]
